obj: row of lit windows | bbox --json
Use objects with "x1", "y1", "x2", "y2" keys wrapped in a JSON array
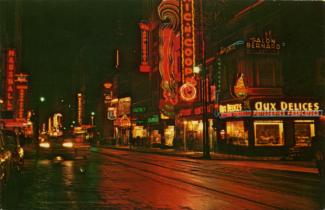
[{"x1": 225, "y1": 120, "x2": 315, "y2": 147}]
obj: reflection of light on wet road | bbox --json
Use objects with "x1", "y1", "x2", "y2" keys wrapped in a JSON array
[
  {"x1": 62, "y1": 161, "x2": 74, "y2": 186},
  {"x1": 37, "y1": 159, "x2": 51, "y2": 165}
]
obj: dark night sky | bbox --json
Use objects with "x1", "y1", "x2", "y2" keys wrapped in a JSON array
[{"x1": 21, "y1": 0, "x2": 142, "y2": 116}]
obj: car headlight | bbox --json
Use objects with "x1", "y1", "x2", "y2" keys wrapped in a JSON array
[
  {"x1": 62, "y1": 142, "x2": 74, "y2": 148},
  {"x1": 18, "y1": 147, "x2": 24, "y2": 158},
  {"x1": 39, "y1": 142, "x2": 50, "y2": 148}
]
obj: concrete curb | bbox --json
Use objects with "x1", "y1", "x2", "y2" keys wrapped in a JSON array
[{"x1": 100, "y1": 145, "x2": 283, "y2": 161}]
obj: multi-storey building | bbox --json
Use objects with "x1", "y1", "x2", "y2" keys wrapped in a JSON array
[
  {"x1": 136, "y1": 0, "x2": 324, "y2": 157},
  {"x1": 200, "y1": 1, "x2": 324, "y2": 156}
]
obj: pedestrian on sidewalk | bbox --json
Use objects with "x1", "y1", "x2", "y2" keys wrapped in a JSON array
[
  {"x1": 311, "y1": 130, "x2": 325, "y2": 176},
  {"x1": 311, "y1": 130, "x2": 325, "y2": 209},
  {"x1": 129, "y1": 137, "x2": 134, "y2": 150}
]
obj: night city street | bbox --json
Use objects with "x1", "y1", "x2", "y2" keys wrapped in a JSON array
[
  {"x1": 1, "y1": 148, "x2": 322, "y2": 210},
  {"x1": 0, "y1": 0, "x2": 325, "y2": 209}
]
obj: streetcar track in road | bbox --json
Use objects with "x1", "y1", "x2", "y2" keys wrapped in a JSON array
[
  {"x1": 96, "y1": 149, "x2": 320, "y2": 199},
  {"x1": 94, "y1": 150, "x2": 299, "y2": 210}
]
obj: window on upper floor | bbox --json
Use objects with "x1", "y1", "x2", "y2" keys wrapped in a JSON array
[{"x1": 255, "y1": 57, "x2": 281, "y2": 87}]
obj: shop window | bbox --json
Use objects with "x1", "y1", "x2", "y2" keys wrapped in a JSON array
[
  {"x1": 132, "y1": 126, "x2": 146, "y2": 138},
  {"x1": 226, "y1": 121, "x2": 248, "y2": 146},
  {"x1": 151, "y1": 130, "x2": 161, "y2": 144},
  {"x1": 164, "y1": 126, "x2": 175, "y2": 146},
  {"x1": 254, "y1": 121, "x2": 284, "y2": 146},
  {"x1": 294, "y1": 120, "x2": 315, "y2": 147}
]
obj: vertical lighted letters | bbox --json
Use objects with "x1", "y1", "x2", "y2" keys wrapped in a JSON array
[
  {"x1": 180, "y1": 0, "x2": 197, "y2": 102},
  {"x1": 77, "y1": 93, "x2": 83, "y2": 125},
  {"x1": 139, "y1": 21, "x2": 151, "y2": 73},
  {"x1": 15, "y1": 74, "x2": 28, "y2": 119},
  {"x1": 5, "y1": 49, "x2": 16, "y2": 111}
]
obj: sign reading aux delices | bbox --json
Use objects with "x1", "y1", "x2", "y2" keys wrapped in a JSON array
[
  {"x1": 254, "y1": 101, "x2": 319, "y2": 111},
  {"x1": 218, "y1": 101, "x2": 322, "y2": 118}
]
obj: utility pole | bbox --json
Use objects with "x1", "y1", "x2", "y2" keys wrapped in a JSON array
[{"x1": 200, "y1": 0, "x2": 210, "y2": 159}]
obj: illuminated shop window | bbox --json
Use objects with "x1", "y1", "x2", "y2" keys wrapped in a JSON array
[
  {"x1": 151, "y1": 130, "x2": 161, "y2": 144},
  {"x1": 294, "y1": 120, "x2": 315, "y2": 147},
  {"x1": 226, "y1": 121, "x2": 248, "y2": 146},
  {"x1": 254, "y1": 121, "x2": 284, "y2": 146},
  {"x1": 164, "y1": 126, "x2": 175, "y2": 146},
  {"x1": 132, "y1": 126, "x2": 147, "y2": 138}
]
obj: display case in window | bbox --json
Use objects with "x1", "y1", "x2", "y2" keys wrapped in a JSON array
[
  {"x1": 254, "y1": 121, "x2": 284, "y2": 146},
  {"x1": 294, "y1": 120, "x2": 315, "y2": 147},
  {"x1": 226, "y1": 121, "x2": 248, "y2": 146}
]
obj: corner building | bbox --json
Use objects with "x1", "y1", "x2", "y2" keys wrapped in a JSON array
[{"x1": 207, "y1": 1, "x2": 324, "y2": 156}]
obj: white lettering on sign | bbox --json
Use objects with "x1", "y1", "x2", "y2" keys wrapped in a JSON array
[
  {"x1": 254, "y1": 101, "x2": 320, "y2": 111},
  {"x1": 219, "y1": 104, "x2": 242, "y2": 113}
]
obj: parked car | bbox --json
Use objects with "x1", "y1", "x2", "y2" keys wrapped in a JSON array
[
  {"x1": 0, "y1": 130, "x2": 13, "y2": 199},
  {"x1": 39, "y1": 134, "x2": 90, "y2": 159},
  {"x1": 2, "y1": 130, "x2": 24, "y2": 171}
]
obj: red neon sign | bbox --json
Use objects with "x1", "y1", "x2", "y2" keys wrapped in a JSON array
[
  {"x1": 180, "y1": 0, "x2": 196, "y2": 101},
  {"x1": 5, "y1": 49, "x2": 16, "y2": 111},
  {"x1": 139, "y1": 22, "x2": 151, "y2": 73},
  {"x1": 16, "y1": 85, "x2": 27, "y2": 119}
]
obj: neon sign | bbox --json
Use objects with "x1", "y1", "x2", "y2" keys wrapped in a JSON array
[
  {"x1": 180, "y1": 0, "x2": 196, "y2": 102},
  {"x1": 219, "y1": 104, "x2": 242, "y2": 113},
  {"x1": 254, "y1": 101, "x2": 320, "y2": 111},
  {"x1": 158, "y1": 0, "x2": 180, "y2": 115},
  {"x1": 233, "y1": 73, "x2": 247, "y2": 98},
  {"x1": 246, "y1": 31, "x2": 281, "y2": 54},
  {"x1": 218, "y1": 101, "x2": 322, "y2": 118},
  {"x1": 5, "y1": 49, "x2": 16, "y2": 111},
  {"x1": 77, "y1": 93, "x2": 83, "y2": 125},
  {"x1": 139, "y1": 21, "x2": 151, "y2": 73},
  {"x1": 180, "y1": 83, "x2": 196, "y2": 102},
  {"x1": 15, "y1": 73, "x2": 28, "y2": 119}
]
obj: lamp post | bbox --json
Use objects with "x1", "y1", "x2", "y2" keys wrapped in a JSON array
[
  {"x1": 183, "y1": 120, "x2": 187, "y2": 151},
  {"x1": 199, "y1": 0, "x2": 210, "y2": 159},
  {"x1": 34, "y1": 96, "x2": 45, "y2": 155},
  {"x1": 194, "y1": 65, "x2": 210, "y2": 159},
  {"x1": 90, "y1": 111, "x2": 95, "y2": 126}
]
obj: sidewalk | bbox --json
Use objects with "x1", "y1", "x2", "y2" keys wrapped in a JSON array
[{"x1": 100, "y1": 144, "x2": 319, "y2": 174}]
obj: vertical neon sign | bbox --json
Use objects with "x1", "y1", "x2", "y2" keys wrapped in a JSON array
[
  {"x1": 77, "y1": 93, "x2": 83, "y2": 125},
  {"x1": 15, "y1": 73, "x2": 28, "y2": 119},
  {"x1": 180, "y1": 0, "x2": 197, "y2": 102},
  {"x1": 139, "y1": 21, "x2": 151, "y2": 73},
  {"x1": 5, "y1": 49, "x2": 16, "y2": 111},
  {"x1": 158, "y1": 0, "x2": 180, "y2": 116}
]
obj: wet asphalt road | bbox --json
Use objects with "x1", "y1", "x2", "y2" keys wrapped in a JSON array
[{"x1": 1, "y1": 148, "x2": 323, "y2": 210}]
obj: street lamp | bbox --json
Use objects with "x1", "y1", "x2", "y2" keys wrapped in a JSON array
[
  {"x1": 194, "y1": 65, "x2": 210, "y2": 159},
  {"x1": 34, "y1": 96, "x2": 45, "y2": 154},
  {"x1": 90, "y1": 112, "x2": 95, "y2": 126}
]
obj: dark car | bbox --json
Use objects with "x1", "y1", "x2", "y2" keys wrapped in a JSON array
[
  {"x1": 39, "y1": 134, "x2": 90, "y2": 159},
  {"x1": 2, "y1": 130, "x2": 24, "y2": 171},
  {"x1": 0, "y1": 130, "x2": 13, "y2": 199}
]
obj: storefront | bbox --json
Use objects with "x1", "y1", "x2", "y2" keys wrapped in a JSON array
[
  {"x1": 216, "y1": 97, "x2": 322, "y2": 156},
  {"x1": 178, "y1": 104, "x2": 217, "y2": 151}
]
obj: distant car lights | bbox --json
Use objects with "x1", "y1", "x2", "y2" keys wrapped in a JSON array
[
  {"x1": 62, "y1": 142, "x2": 74, "y2": 148},
  {"x1": 39, "y1": 142, "x2": 50, "y2": 148}
]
